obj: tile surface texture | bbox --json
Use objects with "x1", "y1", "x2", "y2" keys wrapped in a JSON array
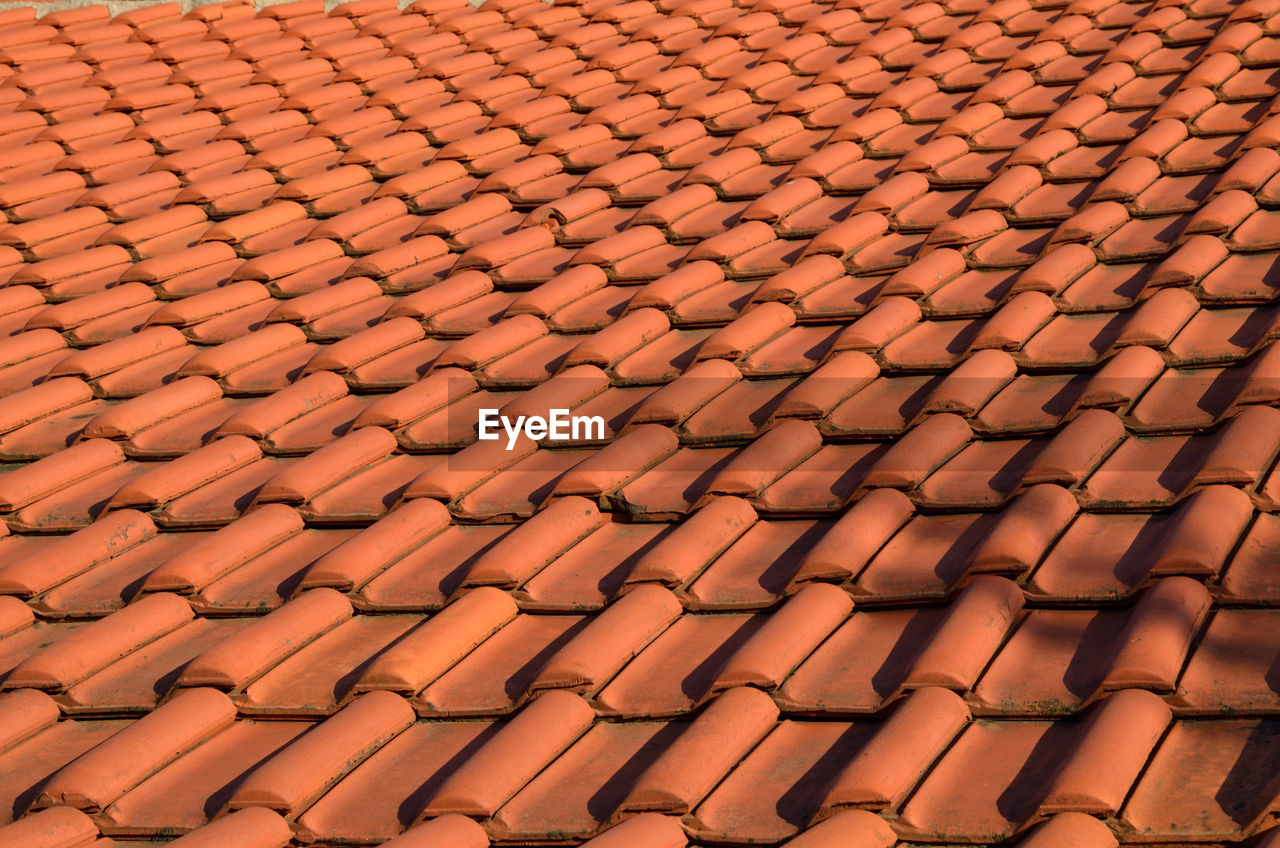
[{"x1": 0, "y1": 0, "x2": 1277, "y2": 844}]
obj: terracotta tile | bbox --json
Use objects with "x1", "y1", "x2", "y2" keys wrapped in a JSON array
[
  {"x1": 779, "y1": 578, "x2": 1008, "y2": 711},
  {"x1": 223, "y1": 690, "x2": 413, "y2": 818},
  {"x1": 37, "y1": 687, "x2": 235, "y2": 812},
  {"x1": 251, "y1": 426, "x2": 397, "y2": 505},
  {"x1": 845, "y1": 509, "x2": 999, "y2": 599},
  {"x1": 0, "y1": 686, "x2": 56, "y2": 757},
  {"x1": 0, "y1": 721, "x2": 134, "y2": 826},
  {"x1": 785, "y1": 810, "x2": 899, "y2": 848},
  {"x1": 295, "y1": 451, "x2": 432, "y2": 522},
  {"x1": 0, "y1": 396, "x2": 115, "y2": 462},
  {"x1": 1090, "y1": 405, "x2": 1280, "y2": 505},
  {"x1": 553, "y1": 814, "x2": 678, "y2": 848},
  {"x1": 815, "y1": 687, "x2": 968, "y2": 816},
  {"x1": 5, "y1": 457, "x2": 149, "y2": 531},
  {"x1": 0, "y1": 509, "x2": 155, "y2": 600},
  {"x1": 177, "y1": 323, "x2": 307, "y2": 381},
  {"x1": 346, "y1": 587, "x2": 511, "y2": 696},
  {"x1": 415, "y1": 689, "x2": 593, "y2": 814},
  {"x1": 403, "y1": 609, "x2": 568, "y2": 714},
  {"x1": 176, "y1": 587, "x2": 351, "y2": 691},
  {"x1": 365, "y1": 815, "x2": 486, "y2": 848},
  {"x1": 1016, "y1": 813, "x2": 1118, "y2": 848},
  {"x1": 232, "y1": 612, "x2": 412, "y2": 717},
  {"x1": 1046, "y1": 690, "x2": 1174, "y2": 817},
  {"x1": 488, "y1": 719, "x2": 676, "y2": 840},
  {"x1": 26, "y1": 532, "x2": 193, "y2": 621},
  {"x1": 136, "y1": 501, "x2": 297, "y2": 588},
  {"x1": 0, "y1": 0, "x2": 1274, "y2": 840},
  {"x1": 524, "y1": 582, "x2": 676, "y2": 691},
  {"x1": 600, "y1": 686, "x2": 768, "y2": 816},
  {"x1": 743, "y1": 437, "x2": 878, "y2": 511},
  {"x1": 686, "y1": 719, "x2": 874, "y2": 842},
  {"x1": 5, "y1": 592, "x2": 192, "y2": 692},
  {"x1": 290, "y1": 721, "x2": 479, "y2": 841},
  {"x1": 211, "y1": 371, "x2": 344, "y2": 442},
  {"x1": 1122, "y1": 717, "x2": 1280, "y2": 839},
  {"x1": 538, "y1": 413, "x2": 662, "y2": 485},
  {"x1": 78, "y1": 375, "x2": 219, "y2": 440},
  {"x1": 447, "y1": 447, "x2": 593, "y2": 520},
  {"x1": 390, "y1": 384, "x2": 511, "y2": 451},
  {"x1": 332, "y1": 517, "x2": 481, "y2": 607},
  {"x1": 704, "y1": 580, "x2": 847, "y2": 680},
  {"x1": 1173, "y1": 608, "x2": 1280, "y2": 714},
  {"x1": 975, "y1": 578, "x2": 1211, "y2": 712},
  {"x1": 775, "y1": 486, "x2": 907, "y2": 583},
  {"x1": 95, "y1": 733, "x2": 298, "y2": 836},
  {"x1": 518, "y1": 492, "x2": 656, "y2": 584},
  {"x1": 1105, "y1": 576, "x2": 1214, "y2": 689},
  {"x1": 0, "y1": 806, "x2": 100, "y2": 848},
  {"x1": 0, "y1": 377, "x2": 94, "y2": 442},
  {"x1": 613, "y1": 494, "x2": 753, "y2": 586},
  {"x1": 896, "y1": 694, "x2": 1161, "y2": 840},
  {"x1": 179, "y1": 527, "x2": 349, "y2": 614},
  {"x1": 0, "y1": 439, "x2": 126, "y2": 514},
  {"x1": 0, "y1": 602, "x2": 77, "y2": 673}
]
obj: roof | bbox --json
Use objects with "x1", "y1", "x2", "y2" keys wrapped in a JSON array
[{"x1": 0, "y1": 0, "x2": 1278, "y2": 844}]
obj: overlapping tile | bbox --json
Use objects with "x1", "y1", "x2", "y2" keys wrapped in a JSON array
[{"x1": 0, "y1": 0, "x2": 1277, "y2": 843}]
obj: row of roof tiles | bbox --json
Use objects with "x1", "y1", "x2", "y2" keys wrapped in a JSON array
[
  {"x1": 0, "y1": 0, "x2": 1278, "y2": 844},
  {"x1": 8, "y1": 134, "x2": 1280, "y2": 283},
  {"x1": 1, "y1": 685, "x2": 1278, "y2": 844},
  {"x1": 6, "y1": 307, "x2": 1280, "y2": 447},
  {"x1": 1, "y1": 482, "x2": 1277, "y2": 615},
  {"x1": 10, "y1": 273, "x2": 1280, "y2": 399},
  {"x1": 0, "y1": 0, "x2": 1275, "y2": 294},
  {"x1": 8, "y1": 805, "x2": 1221, "y2": 848},
  {"x1": 0, "y1": 575, "x2": 1275, "y2": 717},
  {"x1": 0, "y1": 0, "x2": 1274, "y2": 570},
  {"x1": 3, "y1": 406, "x2": 1280, "y2": 531},
  {"x1": 4, "y1": 170, "x2": 1280, "y2": 308}
]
